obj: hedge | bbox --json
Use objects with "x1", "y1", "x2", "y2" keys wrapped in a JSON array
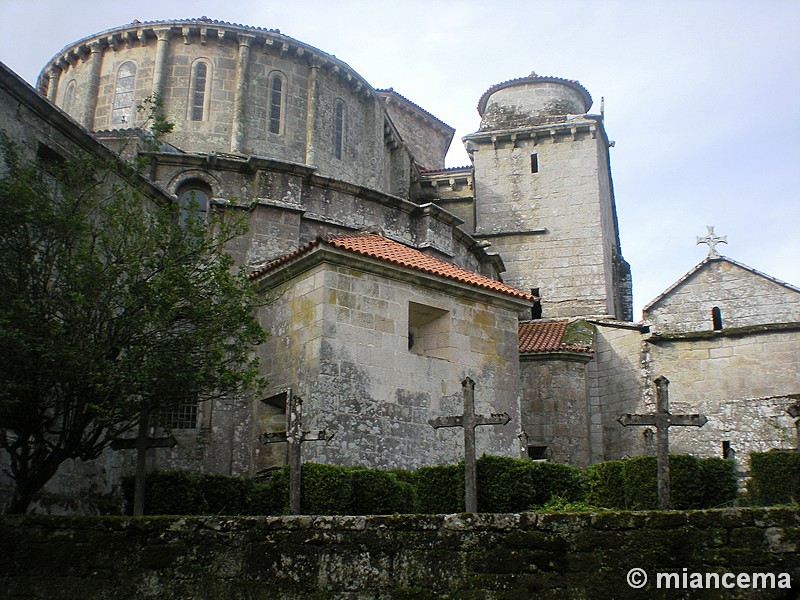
[
  {"x1": 749, "y1": 451, "x2": 800, "y2": 505},
  {"x1": 586, "y1": 455, "x2": 738, "y2": 510},
  {"x1": 128, "y1": 453, "x2": 740, "y2": 516},
  {"x1": 413, "y1": 464, "x2": 464, "y2": 513}
]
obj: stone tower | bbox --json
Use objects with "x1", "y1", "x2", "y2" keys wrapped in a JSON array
[{"x1": 463, "y1": 73, "x2": 632, "y2": 320}]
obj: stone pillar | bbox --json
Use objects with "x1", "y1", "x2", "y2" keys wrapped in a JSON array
[
  {"x1": 230, "y1": 34, "x2": 255, "y2": 153},
  {"x1": 304, "y1": 58, "x2": 320, "y2": 166},
  {"x1": 151, "y1": 28, "x2": 171, "y2": 98},
  {"x1": 81, "y1": 41, "x2": 104, "y2": 130},
  {"x1": 46, "y1": 63, "x2": 62, "y2": 103}
]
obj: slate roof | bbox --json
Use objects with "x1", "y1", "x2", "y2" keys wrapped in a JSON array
[
  {"x1": 250, "y1": 232, "x2": 533, "y2": 301},
  {"x1": 518, "y1": 320, "x2": 593, "y2": 354}
]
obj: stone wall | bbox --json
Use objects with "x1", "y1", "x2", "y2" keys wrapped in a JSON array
[
  {"x1": 644, "y1": 328, "x2": 800, "y2": 470},
  {"x1": 255, "y1": 250, "x2": 526, "y2": 471},
  {"x1": 467, "y1": 122, "x2": 623, "y2": 319},
  {"x1": 645, "y1": 259, "x2": 800, "y2": 334},
  {"x1": 2, "y1": 509, "x2": 798, "y2": 599},
  {"x1": 589, "y1": 322, "x2": 646, "y2": 462},
  {"x1": 520, "y1": 354, "x2": 592, "y2": 466}
]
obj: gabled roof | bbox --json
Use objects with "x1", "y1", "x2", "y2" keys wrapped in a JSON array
[
  {"x1": 643, "y1": 255, "x2": 800, "y2": 313},
  {"x1": 518, "y1": 321, "x2": 593, "y2": 354},
  {"x1": 250, "y1": 232, "x2": 533, "y2": 301}
]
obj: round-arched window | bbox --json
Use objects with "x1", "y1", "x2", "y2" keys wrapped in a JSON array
[{"x1": 177, "y1": 182, "x2": 210, "y2": 227}]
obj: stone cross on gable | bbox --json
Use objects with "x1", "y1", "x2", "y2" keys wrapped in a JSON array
[
  {"x1": 429, "y1": 377, "x2": 511, "y2": 513},
  {"x1": 111, "y1": 406, "x2": 177, "y2": 516},
  {"x1": 696, "y1": 225, "x2": 727, "y2": 258},
  {"x1": 259, "y1": 388, "x2": 334, "y2": 514},
  {"x1": 618, "y1": 376, "x2": 708, "y2": 509}
]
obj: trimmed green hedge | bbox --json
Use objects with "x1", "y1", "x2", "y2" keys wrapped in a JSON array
[
  {"x1": 749, "y1": 451, "x2": 800, "y2": 505},
  {"x1": 129, "y1": 453, "x2": 740, "y2": 516},
  {"x1": 477, "y1": 455, "x2": 585, "y2": 512},
  {"x1": 586, "y1": 455, "x2": 738, "y2": 510},
  {"x1": 413, "y1": 464, "x2": 464, "y2": 513}
]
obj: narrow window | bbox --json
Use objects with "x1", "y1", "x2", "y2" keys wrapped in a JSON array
[
  {"x1": 334, "y1": 99, "x2": 345, "y2": 159},
  {"x1": 190, "y1": 62, "x2": 208, "y2": 121},
  {"x1": 111, "y1": 61, "x2": 137, "y2": 125},
  {"x1": 62, "y1": 80, "x2": 76, "y2": 114},
  {"x1": 178, "y1": 183, "x2": 210, "y2": 227},
  {"x1": 268, "y1": 74, "x2": 283, "y2": 134},
  {"x1": 531, "y1": 288, "x2": 542, "y2": 320},
  {"x1": 531, "y1": 153, "x2": 539, "y2": 173},
  {"x1": 722, "y1": 440, "x2": 734, "y2": 460},
  {"x1": 712, "y1": 306, "x2": 723, "y2": 330}
]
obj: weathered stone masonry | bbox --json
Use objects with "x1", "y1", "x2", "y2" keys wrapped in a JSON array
[{"x1": 2, "y1": 510, "x2": 798, "y2": 599}]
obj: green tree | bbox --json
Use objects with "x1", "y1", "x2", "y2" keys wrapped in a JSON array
[{"x1": 0, "y1": 132, "x2": 266, "y2": 513}]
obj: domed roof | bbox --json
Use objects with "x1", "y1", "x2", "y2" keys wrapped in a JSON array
[{"x1": 477, "y1": 71, "x2": 593, "y2": 117}]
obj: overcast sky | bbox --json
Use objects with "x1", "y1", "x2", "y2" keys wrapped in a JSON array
[{"x1": 2, "y1": 0, "x2": 798, "y2": 318}]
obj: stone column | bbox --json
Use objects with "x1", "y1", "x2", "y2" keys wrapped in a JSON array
[
  {"x1": 230, "y1": 34, "x2": 255, "y2": 153},
  {"x1": 81, "y1": 41, "x2": 104, "y2": 130},
  {"x1": 46, "y1": 63, "x2": 62, "y2": 103},
  {"x1": 304, "y1": 58, "x2": 320, "y2": 166},
  {"x1": 151, "y1": 28, "x2": 171, "y2": 98}
]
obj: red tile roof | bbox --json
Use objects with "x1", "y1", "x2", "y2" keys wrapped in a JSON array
[
  {"x1": 250, "y1": 232, "x2": 533, "y2": 301},
  {"x1": 518, "y1": 321, "x2": 592, "y2": 354}
]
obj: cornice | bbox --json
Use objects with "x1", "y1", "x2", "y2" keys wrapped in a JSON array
[{"x1": 37, "y1": 18, "x2": 377, "y2": 102}]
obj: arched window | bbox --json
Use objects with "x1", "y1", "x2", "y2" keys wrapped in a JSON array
[
  {"x1": 268, "y1": 72, "x2": 286, "y2": 135},
  {"x1": 111, "y1": 61, "x2": 137, "y2": 126},
  {"x1": 712, "y1": 306, "x2": 723, "y2": 330},
  {"x1": 333, "y1": 98, "x2": 345, "y2": 159},
  {"x1": 189, "y1": 60, "x2": 210, "y2": 121},
  {"x1": 177, "y1": 182, "x2": 210, "y2": 227},
  {"x1": 62, "y1": 80, "x2": 76, "y2": 114}
]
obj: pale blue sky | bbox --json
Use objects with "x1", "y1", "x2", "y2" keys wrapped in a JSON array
[{"x1": 2, "y1": 0, "x2": 798, "y2": 318}]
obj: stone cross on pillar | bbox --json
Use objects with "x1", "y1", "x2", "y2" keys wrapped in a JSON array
[
  {"x1": 696, "y1": 225, "x2": 727, "y2": 258},
  {"x1": 787, "y1": 403, "x2": 800, "y2": 451},
  {"x1": 111, "y1": 406, "x2": 177, "y2": 516},
  {"x1": 429, "y1": 377, "x2": 511, "y2": 513},
  {"x1": 618, "y1": 376, "x2": 708, "y2": 509},
  {"x1": 259, "y1": 389, "x2": 334, "y2": 514}
]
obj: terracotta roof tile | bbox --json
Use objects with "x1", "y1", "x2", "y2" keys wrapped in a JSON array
[
  {"x1": 251, "y1": 232, "x2": 533, "y2": 301},
  {"x1": 518, "y1": 321, "x2": 593, "y2": 354}
]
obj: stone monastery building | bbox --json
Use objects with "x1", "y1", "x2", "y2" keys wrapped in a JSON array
[{"x1": 1, "y1": 17, "x2": 798, "y2": 512}]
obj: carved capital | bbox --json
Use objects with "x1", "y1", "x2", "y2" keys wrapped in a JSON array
[{"x1": 237, "y1": 33, "x2": 256, "y2": 47}]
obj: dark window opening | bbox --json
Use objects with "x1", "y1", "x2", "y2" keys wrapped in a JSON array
[
  {"x1": 712, "y1": 306, "x2": 723, "y2": 330},
  {"x1": 268, "y1": 75, "x2": 283, "y2": 134},
  {"x1": 722, "y1": 440, "x2": 735, "y2": 460},
  {"x1": 36, "y1": 143, "x2": 65, "y2": 171},
  {"x1": 528, "y1": 446, "x2": 548, "y2": 460},
  {"x1": 191, "y1": 62, "x2": 207, "y2": 121},
  {"x1": 531, "y1": 288, "x2": 542, "y2": 320},
  {"x1": 334, "y1": 99, "x2": 345, "y2": 159},
  {"x1": 530, "y1": 153, "x2": 539, "y2": 173}
]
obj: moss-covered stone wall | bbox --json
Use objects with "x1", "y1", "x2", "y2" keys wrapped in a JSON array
[{"x1": 2, "y1": 509, "x2": 799, "y2": 599}]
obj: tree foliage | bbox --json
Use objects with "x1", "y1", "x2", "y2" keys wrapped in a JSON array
[{"x1": 0, "y1": 131, "x2": 266, "y2": 513}]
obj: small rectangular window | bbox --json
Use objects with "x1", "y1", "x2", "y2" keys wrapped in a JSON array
[
  {"x1": 158, "y1": 400, "x2": 198, "y2": 429},
  {"x1": 530, "y1": 153, "x2": 539, "y2": 173},
  {"x1": 528, "y1": 446, "x2": 548, "y2": 460}
]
